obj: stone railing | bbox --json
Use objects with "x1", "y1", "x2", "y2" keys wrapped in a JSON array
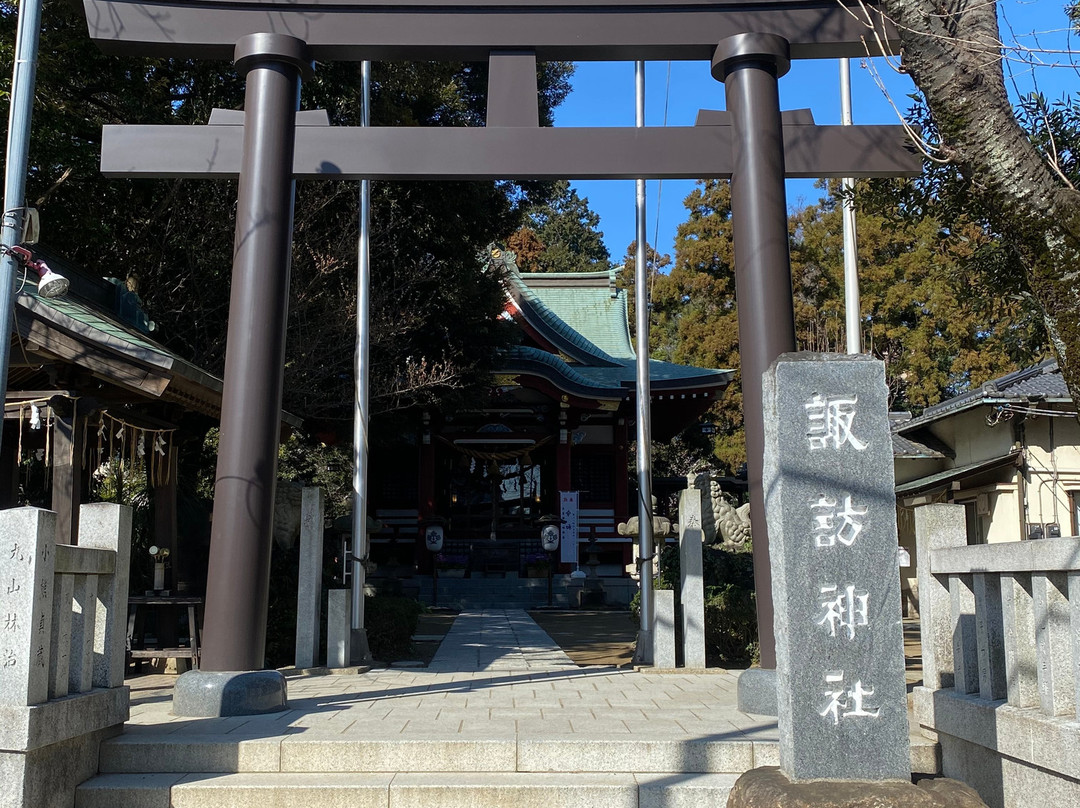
[
  {"x1": 0, "y1": 504, "x2": 131, "y2": 808},
  {"x1": 913, "y1": 504, "x2": 1080, "y2": 808}
]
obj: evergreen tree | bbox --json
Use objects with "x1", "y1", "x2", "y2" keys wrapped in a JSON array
[
  {"x1": 649, "y1": 178, "x2": 1048, "y2": 474},
  {"x1": 512, "y1": 180, "x2": 611, "y2": 273},
  {"x1": 0, "y1": 1, "x2": 575, "y2": 424}
]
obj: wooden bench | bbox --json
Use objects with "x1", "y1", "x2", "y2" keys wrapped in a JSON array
[{"x1": 127, "y1": 596, "x2": 202, "y2": 669}]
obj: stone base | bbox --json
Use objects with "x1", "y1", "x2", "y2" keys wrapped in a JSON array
[
  {"x1": 737, "y1": 667, "x2": 778, "y2": 716},
  {"x1": 632, "y1": 628, "x2": 654, "y2": 666},
  {"x1": 726, "y1": 767, "x2": 988, "y2": 808},
  {"x1": 0, "y1": 724, "x2": 121, "y2": 808},
  {"x1": 350, "y1": 627, "x2": 373, "y2": 665},
  {"x1": 172, "y1": 670, "x2": 288, "y2": 717}
]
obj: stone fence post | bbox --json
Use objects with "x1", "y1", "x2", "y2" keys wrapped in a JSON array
[
  {"x1": 0, "y1": 508, "x2": 56, "y2": 707},
  {"x1": 914, "y1": 504, "x2": 965, "y2": 691}
]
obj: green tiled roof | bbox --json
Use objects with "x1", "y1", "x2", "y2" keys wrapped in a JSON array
[
  {"x1": 494, "y1": 251, "x2": 732, "y2": 396},
  {"x1": 17, "y1": 274, "x2": 222, "y2": 395}
]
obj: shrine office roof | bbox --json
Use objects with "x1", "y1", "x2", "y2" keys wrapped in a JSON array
[{"x1": 8, "y1": 249, "x2": 299, "y2": 426}]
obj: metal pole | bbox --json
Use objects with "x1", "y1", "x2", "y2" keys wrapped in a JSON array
[
  {"x1": 840, "y1": 58, "x2": 861, "y2": 355},
  {"x1": 0, "y1": 0, "x2": 44, "y2": 437},
  {"x1": 633, "y1": 59, "x2": 655, "y2": 666},
  {"x1": 350, "y1": 59, "x2": 373, "y2": 664},
  {"x1": 201, "y1": 34, "x2": 309, "y2": 671},
  {"x1": 712, "y1": 34, "x2": 797, "y2": 672}
]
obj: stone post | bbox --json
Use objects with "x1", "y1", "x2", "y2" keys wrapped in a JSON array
[
  {"x1": 679, "y1": 486, "x2": 707, "y2": 668},
  {"x1": 327, "y1": 589, "x2": 351, "y2": 669},
  {"x1": 914, "y1": 504, "x2": 964, "y2": 691},
  {"x1": 763, "y1": 353, "x2": 909, "y2": 781},
  {"x1": 78, "y1": 503, "x2": 132, "y2": 689},
  {"x1": 0, "y1": 508, "x2": 55, "y2": 707},
  {"x1": 654, "y1": 589, "x2": 677, "y2": 669},
  {"x1": 295, "y1": 487, "x2": 325, "y2": 668}
]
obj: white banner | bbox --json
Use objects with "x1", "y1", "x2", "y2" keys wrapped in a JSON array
[{"x1": 559, "y1": 491, "x2": 579, "y2": 565}]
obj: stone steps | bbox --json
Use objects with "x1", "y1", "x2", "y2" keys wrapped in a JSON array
[
  {"x1": 94, "y1": 733, "x2": 774, "y2": 774},
  {"x1": 79, "y1": 731, "x2": 938, "y2": 807},
  {"x1": 75, "y1": 771, "x2": 741, "y2": 808}
]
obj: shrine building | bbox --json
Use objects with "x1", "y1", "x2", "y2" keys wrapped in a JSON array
[{"x1": 366, "y1": 246, "x2": 732, "y2": 605}]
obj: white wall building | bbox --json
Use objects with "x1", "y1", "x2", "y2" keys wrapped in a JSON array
[{"x1": 892, "y1": 360, "x2": 1078, "y2": 615}]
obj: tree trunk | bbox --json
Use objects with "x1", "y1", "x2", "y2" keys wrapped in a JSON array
[{"x1": 882, "y1": 0, "x2": 1080, "y2": 405}]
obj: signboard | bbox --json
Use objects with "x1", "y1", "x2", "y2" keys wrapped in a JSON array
[{"x1": 559, "y1": 491, "x2": 579, "y2": 565}]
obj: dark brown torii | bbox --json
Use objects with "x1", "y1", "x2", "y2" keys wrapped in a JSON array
[{"x1": 80, "y1": 1, "x2": 918, "y2": 698}]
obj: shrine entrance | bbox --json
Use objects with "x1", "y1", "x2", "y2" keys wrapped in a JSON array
[{"x1": 77, "y1": 0, "x2": 918, "y2": 711}]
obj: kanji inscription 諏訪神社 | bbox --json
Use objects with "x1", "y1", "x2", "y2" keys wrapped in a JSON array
[{"x1": 763, "y1": 353, "x2": 910, "y2": 781}]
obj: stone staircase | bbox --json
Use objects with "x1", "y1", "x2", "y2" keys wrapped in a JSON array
[
  {"x1": 76, "y1": 734, "x2": 749, "y2": 807},
  {"x1": 76, "y1": 727, "x2": 938, "y2": 807},
  {"x1": 74, "y1": 611, "x2": 938, "y2": 807}
]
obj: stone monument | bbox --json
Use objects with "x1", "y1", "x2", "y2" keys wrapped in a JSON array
[
  {"x1": 678, "y1": 483, "x2": 707, "y2": 668},
  {"x1": 294, "y1": 486, "x2": 324, "y2": 669},
  {"x1": 763, "y1": 353, "x2": 908, "y2": 781},
  {"x1": 728, "y1": 352, "x2": 988, "y2": 806}
]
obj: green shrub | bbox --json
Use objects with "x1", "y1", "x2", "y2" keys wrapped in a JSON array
[{"x1": 365, "y1": 595, "x2": 425, "y2": 661}]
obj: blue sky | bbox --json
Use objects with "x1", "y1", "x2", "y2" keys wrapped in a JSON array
[{"x1": 552, "y1": 0, "x2": 1078, "y2": 263}]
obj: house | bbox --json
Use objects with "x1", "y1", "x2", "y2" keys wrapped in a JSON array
[
  {"x1": 367, "y1": 246, "x2": 733, "y2": 599},
  {"x1": 892, "y1": 359, "x2": 1077, "y2": 614}
]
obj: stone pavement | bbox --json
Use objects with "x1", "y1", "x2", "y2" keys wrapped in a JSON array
[{"x1": 76, "y1": 610, "x2": 937, "y2": 807}]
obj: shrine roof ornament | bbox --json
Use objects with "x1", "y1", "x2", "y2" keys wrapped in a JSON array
[{"x1": 82, "y1": 0, "x2": 897, "y2": 60}]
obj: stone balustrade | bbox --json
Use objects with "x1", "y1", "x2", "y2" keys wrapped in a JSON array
[
  {"x1": 0, "y1": 504, "x2": 132, "y2": 808},
  {"x1": 913, "y1": 504, "x2": 1080, "y2": 808}
]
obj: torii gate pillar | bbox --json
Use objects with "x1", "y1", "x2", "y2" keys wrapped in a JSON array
[
  {"x1": 714, "y1": 33, "x2": 797, "y2": 711},
  {"x1": 176, "y1": 33, "x2": 309, "y2": 714}
]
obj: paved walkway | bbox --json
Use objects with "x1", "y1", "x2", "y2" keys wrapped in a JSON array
[
  {"x1": 124, "y1": 609, "x2": 777, "y2": 753},
  {"x1": 427, "y1": 610, "x2": 577, "y2": 670},
  {"x1": 118, "y1": 610, "x2": 933, "y2": 776}
]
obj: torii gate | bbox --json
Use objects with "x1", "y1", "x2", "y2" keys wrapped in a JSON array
[{"x1": 79, "y1": 0, "x2": 918, "y2": 714}]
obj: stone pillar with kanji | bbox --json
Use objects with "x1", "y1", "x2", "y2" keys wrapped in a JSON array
[{"x1": 762, "y1": 353, "x2": 909, "y2": 782}]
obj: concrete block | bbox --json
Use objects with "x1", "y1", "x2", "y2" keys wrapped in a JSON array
[
  {"x1": 973, "y1": 572, "x2": 1006, "y2": 701},
  {"x1": 915, "y1": 505, "x2": 965, "y2": 690},
  {"x1": 1, "y1": 723, "x2": 120, "y2": 808},
  {"x1": 49, "y1": 573, "x2": 74, "y2": 699},
  {"x1": 951, "y1": 574, "x2": 980, "y2": 695},
  {"x1": 1033, "y1": 572, "x2": 1073, "y2": 716},
  {"x1": 1001, "y1": 572, "x2": 1038, "y2": 708},
  {"x1": 390, "y1": 772, "x2": 638, "y2": 808},
  {"x1": 0, "y1": 683, "x2": 128, "y2": 751},
  {"x1": 98, "y1": 735, "x2": 282, "y2": 773},
  {"x1": 170, "y1": 772, "x2": 393, "y2": 808},
  {"x1": 75, "y1": 773, "x2": 182, "y2": 808},
  {"x1": 637, "y1": 772, "x2": 739, "y2": 808},
  {"x1": 752, "y1": 742, "x2": 780, "y2": 767}
]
